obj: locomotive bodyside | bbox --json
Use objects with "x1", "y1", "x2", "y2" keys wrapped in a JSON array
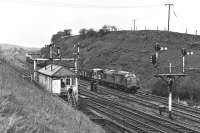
[
  {"x1": 80, "y1": 68, "x2": 140, "y2": 93},
  {"x1": 100, "y1": 69, "x2": 139, "y2": 93}
]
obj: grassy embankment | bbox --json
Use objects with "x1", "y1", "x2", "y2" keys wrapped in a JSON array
[{"x1": 0, "y1": 59, "x2": 105, "y2": 133}]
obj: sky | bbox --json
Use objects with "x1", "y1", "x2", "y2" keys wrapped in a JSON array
[{"x1": 0, "y1": 0, "x2": 200, "y2": 48}]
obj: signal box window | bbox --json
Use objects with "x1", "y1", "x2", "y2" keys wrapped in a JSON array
[
  {"x1": 66, "y1": 78, "x2": 70, "y2": 85},
  {"x1": 72, "y1": 77, "x2": 75, "y2": 85},
  {"x1": 61, "y1": 79, "x2": 65, "y2": 88}
]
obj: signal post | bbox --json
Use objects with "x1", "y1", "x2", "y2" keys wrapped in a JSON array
[
  {"x1": 154, "y1": 73, "x2": 187, "y2": 119},
  {"x1": 181, "y1": 48, "x2": 194, "y2": 73},
  {"x1": 150, "y1": 43, "x2": 189, "y2": 119}
]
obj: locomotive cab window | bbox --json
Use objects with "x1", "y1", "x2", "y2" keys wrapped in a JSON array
[
  {"x1": 97, "y1": 73, "x2": 102, "y2": 79},
  {"x1": 127, "y1": 77, "x2": 134, "y2": 85},
  {"x1": 94, "y1": 72, "x2": 98, "y2": 79}
]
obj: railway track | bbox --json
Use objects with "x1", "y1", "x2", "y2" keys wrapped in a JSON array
[
  {"x1": 3, "y1": 58, "x2": 198, "y2": 132},
  {"x1": 80, "y1": 88, "x2": 168, "y2": 133},
  {"x1": 104, "y1": 86, "x2": 200, "y2": 129},
  {"x1": 1, "y1": 59, "x2": 135, "y2": 132},
  {"x1": 80, "y1": 80, "x2": 200, "y2": 131},
  {"x1": 137, "y1": 90, "x2": 200, "y2": 115},
  {"x1": 136, "y1": 91, "x2": 200, "y2": 125},
  {"x1": 87, "y1": 100, "x2": 165, "y2": 133},
  {"x1": 79, "y1": 84, "x2": 200, "y2": 133}
]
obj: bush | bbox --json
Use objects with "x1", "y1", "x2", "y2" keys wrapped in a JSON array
[
  {"x1": 175, "y1": 77, "x2": 200, "y2": 101},
  {"x1": 152, "y1": 77, "x2": 200, "y2": 102},
  {"x1": 152, "y1": 79, "x2": 168, "y2": 97},
  {"x1": 79, "y1": 28, "x2": 97, "y2": 39},
  {"x1": 51, "y1": 29, "x2": 72, "y2": 43},
  {"x1": 79, "y1": 28, "x2": 88, "y2": 39},
  {"x1": 98, "y1": 25, "x2": 110, "y2": 36},
  {"x1": 87, "y1": 29, "x2": 97, "y2": 37}
]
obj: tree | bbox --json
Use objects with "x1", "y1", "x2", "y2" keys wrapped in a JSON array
[
  {"x1": 111, "y1": 26, "x2": 117, "y2": 31},
  {"x1": 87, "y1": 28, "x2": 97, "y2": 37},
  {"x1": 98, "y1": 25, "x2": 111, "y2": 36},
  {"x1": 79, "y1": 28, "x2": 88, "y2": 39},
  {"x1": 102, "y1": 25, "x2": 110, "y2": 33},
  {"x1": 51, "y1": 33, "x2": 63, "y2": 43},
  {"x1": 64, "y1": 29, "x2": 72, "y2": 37},
  {"x1": 51, "y1": 29, "x2": 72, "y2": 43}
]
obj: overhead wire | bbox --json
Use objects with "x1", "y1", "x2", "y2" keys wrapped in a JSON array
[{"x1": 172, "y1": 8, "x2": 189, "y2": 33}]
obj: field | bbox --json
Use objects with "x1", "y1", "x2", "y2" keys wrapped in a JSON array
[{"x1": 0, "y1": 59, "x2": 105, "y2": 133}]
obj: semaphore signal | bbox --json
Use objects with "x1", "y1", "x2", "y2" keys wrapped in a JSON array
[
  {"x1": 181, "y1": 48, "x2": 194, "y2": 73},
  {"x1": 150, "y1": 43, "x2": 167, "y2": 68},
  {"x1": 151, "y1": 43, "x2": 188, "y2": 119}
]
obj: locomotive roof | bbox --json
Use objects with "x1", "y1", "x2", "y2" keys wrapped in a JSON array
[
  {"x1": 104, "y1": 69, "x2": 116, "y2": 74},
  {"x1": 93, "y1": 68, "x2": 103, "y2": 71},
  {"x1": 118, "y1": 70, "x2": 129, "y2": 75},
  {"x1": 104, "y1": 69, "x2": 136, "y2": 77}
]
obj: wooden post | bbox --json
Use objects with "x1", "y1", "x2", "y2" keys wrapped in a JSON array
[
  {"x1": 74, "y1": 57, "x2": 78, "y2": 102},
  {"x1": 74, "y1": 43, "x2": 79, "y2": 102},
  {"x1": 34, "y1": 60, "x2": 37, "y2": 81},
  {"x1": 183, "y1": 56, "x2": 185, "y2": 73},
  {"x1": 168, "y1": 77, "x2": 173, "y2": 119},
  {"x1": 155, "y1": 74, "x2": 187, "y2": 119}
]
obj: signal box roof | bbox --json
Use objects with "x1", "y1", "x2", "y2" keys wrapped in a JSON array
[{"x1": 37, "y1": 64, "x2": 75, "y2": 78}]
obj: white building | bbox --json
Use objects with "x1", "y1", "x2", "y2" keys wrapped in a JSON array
[{"x1": 37, "y1": 64, "x2": 76, "y2": 96}]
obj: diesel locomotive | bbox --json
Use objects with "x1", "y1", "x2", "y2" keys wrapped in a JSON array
[{"x1": 79, "y1": 68, "x2": 140, "y2": 93}]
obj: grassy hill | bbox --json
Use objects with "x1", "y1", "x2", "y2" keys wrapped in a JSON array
[
  {"x1": 41, "y1": 30, "x2": 200, "y2": 103},
  {"x1": 0, "y1": 43, "x2": 40, "y2": 62},
  {"x1": 0, "y1": 58, "x2": 105, "y2": 132},
  {"x1": 0, "y1": 43, "x2": 40, "y2": 50}
]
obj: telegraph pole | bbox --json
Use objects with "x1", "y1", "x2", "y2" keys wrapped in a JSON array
[
  {"x1": 165, "y1": 3, "x2": 174, "y2": 32},
  {"x1": 133, "y1": 19, "x2": 136, "y2": 31}
]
